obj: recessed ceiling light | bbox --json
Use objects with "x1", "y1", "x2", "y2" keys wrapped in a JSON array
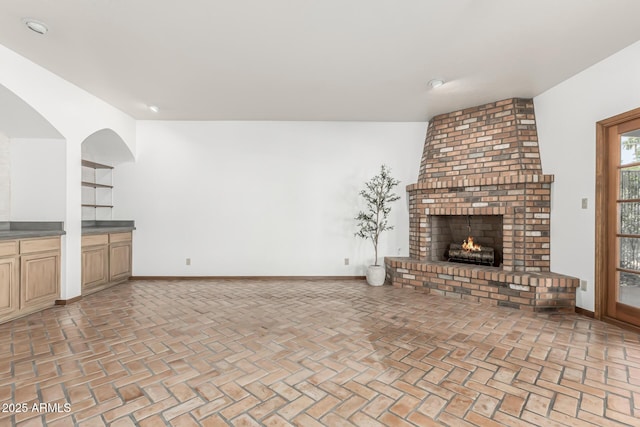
[
  {"x1": 428, "y1": 79, "x2": 445, "y2": 89},
  {"x1": 149, "y1": 105, "x2": 159, "y2": 113},
  {"x1": 23, "y1": 18, "x2": 48, "y2": 35}
]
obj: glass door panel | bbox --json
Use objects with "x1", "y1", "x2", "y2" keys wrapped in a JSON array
[
  {"x1": 619, "y1": 271, "x2": 640, "y2": 309},
  {"x1": 619, "y1": 237, "x2": 640, "y2": 270},
  {"x1": 620, "y1": 171, "x2": 640, "y2": 201},
  {"x1": 611, "y1": 123, "x2": 640, "y2": 324},
  {"x1": 620, "y1": 132, "x2": 640, "y2": 165}
]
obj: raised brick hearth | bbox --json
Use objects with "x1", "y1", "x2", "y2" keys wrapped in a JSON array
[{"x1": 385, "y1": 98, "x2": 579, "y2": 312}]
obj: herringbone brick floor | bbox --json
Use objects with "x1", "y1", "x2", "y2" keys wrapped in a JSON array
[{"x1": 1, "y1": 279, "x2": 639, "y2": 426}]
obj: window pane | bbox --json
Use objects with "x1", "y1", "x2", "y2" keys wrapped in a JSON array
[
  {"x1": 621, "y1": 133, "x2": 640, "y2": 165},
  {"x1": 620, "y1": 202, "x2": 640, "y2": 235},
  {"x1": 620, "y1": 168, "x2": 640, "y2": 200},
  {"x1": 619, "y1": 271, "x2": 640, "y2": 309},
  {"x1": 619, "y1": 237, "x2": 640, "y2": 270}
]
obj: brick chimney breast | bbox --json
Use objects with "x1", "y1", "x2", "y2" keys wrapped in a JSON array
[{"x1": 419, "y1": 98, "x2": 543, "y2": 182}]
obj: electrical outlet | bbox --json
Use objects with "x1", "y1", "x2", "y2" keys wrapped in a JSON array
[
  {"x1": 344, "y1": 258, "x2": 349, "y2": 266},
  {"x1": 186, "y1": 258, "x2": 191, "y2": 266},
  {"x1": 581, "y1": 198, "x2": 588, "y2": 209},
  {"x1": 580, "y1": 280, "x2": 587, "y2": 291}
]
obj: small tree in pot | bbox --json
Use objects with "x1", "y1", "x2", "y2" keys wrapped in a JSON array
[{"x1": 355, "y1": 165, "x2": 400, "y2": 286}]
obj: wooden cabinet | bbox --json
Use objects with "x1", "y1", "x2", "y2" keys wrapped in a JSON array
[
  {"x1": 20, "y1": 237, "x2": 61, "y2": 312},
  {"x1": 0, "y1": 237, "x2": 61, "y2": 324},
  {"x1": 82, "y1": 232, "x2": 132, "y2": 295},
  {"x1": 20, "y1": 252, "x2": 60, "y2": 310},
  {"x1": 109, "y1": 232, "x2": 132, "y2": 283},
  {"x1": 0, "y1": 241, "x2": 19, "y2": 323},
  {"x1": 82, "y1": 236, "x2": 109, "y2": 290}
]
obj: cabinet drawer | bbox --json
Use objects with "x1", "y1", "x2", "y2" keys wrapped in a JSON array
[
  {"x1": 20, "y1": 237, "x2": 61, "y2": 254},
  {"x1": 0, "y1": 240, "x2": 18, "y2": 257},
  {"x1": 110, "y1": 232, "x2": 132, "y2": 243},
  {"x1": 82, "y1": 234, "x2": 109, "y2": 247}
]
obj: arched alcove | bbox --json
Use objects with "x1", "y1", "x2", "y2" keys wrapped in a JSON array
[
  {"x1": 81, "y1": 128, "x2": 135, "y2": 221},
  {"x1": 81, "y1": 128, "x2": 135, "y2": 166},
  {"x1": 0, "y1": 84, "x2": 65, "y2": 221},
  {"x1": 0, "y1": 84, "x2": 63, "y2": 139}
]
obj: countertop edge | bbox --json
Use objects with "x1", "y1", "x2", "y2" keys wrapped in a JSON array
[
  {"x1": 0, "y1": 230, "x2": 66, "y2": 241},
  {"x1": 82, "y1": 227, "x2": 136, "y2": 235}
]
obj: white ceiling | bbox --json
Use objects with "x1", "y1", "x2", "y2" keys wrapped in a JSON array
[{"x1": 1, "y1": 0, "x2": 640, "y2": 121}]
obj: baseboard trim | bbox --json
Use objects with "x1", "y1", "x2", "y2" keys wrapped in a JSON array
[
  {"x1": 575, "y1": 306, "x2": 595, "y2": 318},
  {"x1": 130, "y1": 276, "x2": 366, "y2": 281},
  {"x1": 55, "y1": 295, "x2": 82, "y2": 305},
  {"x1": 601, "y1": 315, "x2": 640, "y2": 334}
]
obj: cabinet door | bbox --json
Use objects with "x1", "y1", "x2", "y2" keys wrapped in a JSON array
[
  {"x1": 82, "y1": 246, "x2": 109, "y2": 289},
  {"x1": 109, "y1": 242, "x2": 132, "y2": 283},
  {"x1": 0, "y1": 257, "x2": 19, "y2": 321},
  {"x1": 20, "y1": 252, "x2": 60, "y2": 310}
]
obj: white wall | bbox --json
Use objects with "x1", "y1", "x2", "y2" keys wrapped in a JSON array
[
  {"x1": 10, "y1": 138, "x2": 66, "y2": 221},
  {"x1": 535, "y1": 40, "x2": 640, "y2": 311},
  {"x1": 0, "y1": 133, "x2": 9, "y2": 221},
  {"x1": 115, "y1": 121, "x2": 425, "y2": 276}
]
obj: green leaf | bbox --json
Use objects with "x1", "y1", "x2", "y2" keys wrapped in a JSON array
[{"x1": 353, "y1": 165, "x2": 401, "y2": 264}]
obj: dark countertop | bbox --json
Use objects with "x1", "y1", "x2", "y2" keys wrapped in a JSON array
[
  {"x1": 0, "y1": 221, "x2": 66, "y2": 241},
  {"x1": 0, "y1": 221, "x2": 135, "y2": 239},
  {"x1": 82, "y1": 220, "x2": 135, "y2": 235}
]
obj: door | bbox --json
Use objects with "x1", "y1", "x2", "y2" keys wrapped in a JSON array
[
  {"x1": 82, "y1": 245, "x2": 109, "y2": 289},
  {"x1": 0, "y1": 256, "x2": 19, "y2": 321},
  {"x1": 606, "y1": 117, "x2": 640, "y2": 327},
  {"x1": 109, "y1": 241, "x2": 132, "y2": 283},
  {"x1": 20, "y1": 251, "x2": 60, "y2": 309}
]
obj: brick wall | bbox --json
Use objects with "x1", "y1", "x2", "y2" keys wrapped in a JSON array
[
  {"x1": 419, "y1": 98, "x2": 542, "y2": 180},
  {"x1": 385, "y1": 258, "x2": 579, "y2": 312},
  {"x1": 409, "y1": 98, "x2": 553, "y2": 273},
  {"x1": 387, "y1": 98, "x2": 579, "y2": 311}
]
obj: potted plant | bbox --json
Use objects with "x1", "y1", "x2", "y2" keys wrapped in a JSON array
[{"x1": 355, "y1": 165, "x2": 400, "y2": 286}]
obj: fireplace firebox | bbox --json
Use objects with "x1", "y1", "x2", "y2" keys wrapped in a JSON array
[{"x1": 430, "y1": 214, "x2": 502, "y2": 267}]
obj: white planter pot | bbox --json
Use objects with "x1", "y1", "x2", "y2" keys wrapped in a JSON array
[{"x1": 366, "y1": 265, "x2": 386, "y2": 286}]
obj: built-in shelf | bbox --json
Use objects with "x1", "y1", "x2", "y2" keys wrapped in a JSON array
[
  {"x1": 82, "y1": 160, "x2": 114, "y2": 219},
  {"x1": 81, "y1": 181, "x2": 113, "y2": 189},
  {"x1": 82, "y1": 160, "x2": 113, "y2": 169}
]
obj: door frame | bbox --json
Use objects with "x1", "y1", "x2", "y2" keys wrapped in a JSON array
[{"x1": 595, "y1": 106, "x2": 640, "y2": 331}]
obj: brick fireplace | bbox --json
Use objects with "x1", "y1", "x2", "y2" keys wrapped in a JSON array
[{"x1": 385, "y1": 98, "x2": 579, "y2": 312}]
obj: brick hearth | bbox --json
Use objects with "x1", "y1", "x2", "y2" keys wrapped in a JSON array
[{"x1": 385, "y1": 98, "x2": 579, "y2": 312}]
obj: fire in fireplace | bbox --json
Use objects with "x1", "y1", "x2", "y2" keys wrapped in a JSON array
[
  {"x1": 448, "y1": 240, "x2": 495, "y2": 266},
  {"x1": 462, "y1": 236, "x2": 481, "y2": 252}
]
